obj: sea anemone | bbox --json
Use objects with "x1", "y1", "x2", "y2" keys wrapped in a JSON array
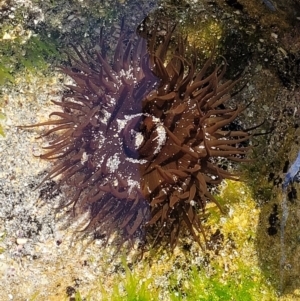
[{"x1": 22, "y1": 23, "x2": 254, "y2": 250}]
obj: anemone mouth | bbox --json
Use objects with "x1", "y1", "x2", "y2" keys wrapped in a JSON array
[{"x1": 21, "y1": 23, "x2": 255, "y2": 250}]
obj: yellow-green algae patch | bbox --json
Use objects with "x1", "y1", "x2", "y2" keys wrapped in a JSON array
[
  {"x1": 0, "y1": 112, "x2": 5, "y2": 137},
  {"x1": 70, "y1": 180, "x2": 279, "y2": 301},
  {"x1": 1, "y1": 176, "x2": 281, "y2": 300},
  {"x1": 203, "y1": 180, "x2": 277, "y2": 300},
  {"x1": 184, "y1": 19, "x2": 223, "y2": 56}
]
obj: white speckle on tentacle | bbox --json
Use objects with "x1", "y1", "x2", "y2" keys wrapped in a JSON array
[
  {"x1": 117, "y1": 118, "x2": 127, "y2": 131},
  {"x1": 126, "y1": 157, "x2": 147, "y2": 164},
  {"x1": 128, "y1": 178, "x2": 140, "y2": 193},
  {"x1": 119, "y1": 66, "x2": 136, "y2": 81},
  {"x1": 106, "y1": 95, "x2": 116, "y2": 106},
  {"x1": 189, "y1": 147, "x2": 195, "y2": 153},
  {"x1": 152, "y1": 124, "x2": 167, "y2": 155},
  {"x1": 99, "y1": 109, "x2": 111, "y2": 125},
  {"x1": 107, "y1": 153, "x2": 121, "y2": 173},
  {"x1": 134, "y1": 131, "x2": 144, "y2": 148},
  {"x1": 117, "y1": 113, "x2": 144, "y2": 132},
  {"x1": 81, "y1": 152, "x2": 89, "y2": 164}
]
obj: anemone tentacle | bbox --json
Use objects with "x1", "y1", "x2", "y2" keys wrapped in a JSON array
[{"x1": 21, "y1": 24, "x2": 256, "y2": 249}]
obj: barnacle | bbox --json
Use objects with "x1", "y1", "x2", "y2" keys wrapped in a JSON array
[{"x1": 22, "y1": 23, "x2": 255, "y2": 250}]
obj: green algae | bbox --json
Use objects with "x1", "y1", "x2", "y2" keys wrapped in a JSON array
[
  {"x1": 183, "y1": 19, "x2": 223, "y2": 58},
  {"x1": 0, "y1": 33, "x2": 60, "y2": 84},
  {"x1": 0, "y1": 3, "x2": 62, "y2": 86},
  {"x1": 72, "y1": 181, "x2": 277, "y2": 301},
  {"x1": 0, "y1": 112, "x2": 5, "y2": 137},
  {"x1": 169, "y1": 263, "x2": 276, "y2": 301},
  {"x1": 74, "y1": 252, "x2": 277, "y2": 301}
]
